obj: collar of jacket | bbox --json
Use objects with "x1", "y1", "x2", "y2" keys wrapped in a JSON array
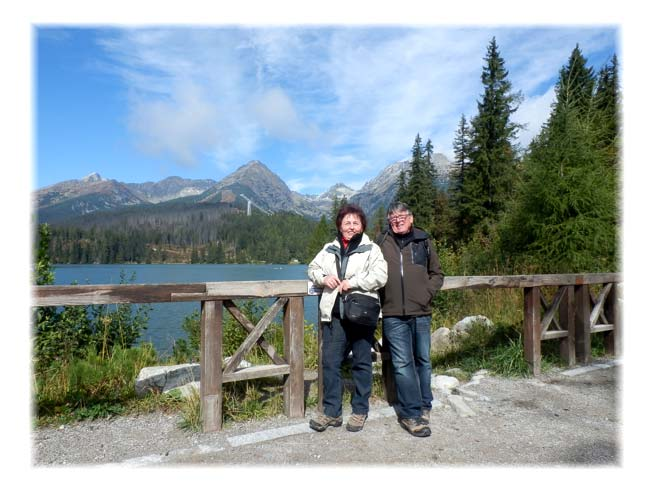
[
  {"x1": 325, "y1": 233, "x2": 372, "y2": 258},
  {"x1": 326, "y1": 233, "x2": 373, "y2": 281},
  {"x1": 378, "y1": 226, "x2": 429, "y2": 245}
]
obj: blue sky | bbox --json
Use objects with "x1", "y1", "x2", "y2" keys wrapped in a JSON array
[{"x1": 35, "y1": 25, "x2": 618, "y2": 195}]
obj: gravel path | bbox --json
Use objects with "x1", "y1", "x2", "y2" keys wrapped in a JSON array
[{"x1": 32, "y1": 359, "x2": 621, "y2": 467}]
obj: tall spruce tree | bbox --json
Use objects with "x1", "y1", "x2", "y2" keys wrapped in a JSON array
[
  {"x1": 459, "y1": 37, "x2": 522, "y2": 239},
  {"x1": 593, "y1": 54, "x2": 620, "y2": 167},
  {"x1": 402, "y1": 133, "x2": 437, "y2": 231},
  {"x1": 500, "y1": 46, "x2": 618, "y2": 273},
  {"x1": 450, "y1": 114, "x2": 472, "y2": 241},
  {"x1": 554, "y1": 44, "x2": 595, "y2": 118},
  {"x1": 395, "y1": 166, "x2": 408, "y2": 203}
]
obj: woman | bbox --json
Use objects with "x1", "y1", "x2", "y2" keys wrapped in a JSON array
[{"x1": 307, "y1": 204, "x2": 387, "y2": 432}]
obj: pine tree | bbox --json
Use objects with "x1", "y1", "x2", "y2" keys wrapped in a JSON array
[
  {"x1": 593, "y1": 54, "x2": 620, "y2": 167},
  {"x1": 395, "y1": 167, "x2": 408, "y2": 203},
  {"x1": 402, "y1": 133, "x2": 437, "y2": 231},
  {"x1": 35, "y1": 223, "x2": 55, "y2": 285},
  {"x1": 450, "y1": 114, "x2": 472, "y2": 241},
  {"x1": 554, "y1": 44, "x2": 595, "y2": 118},
  {"x1": 459, "y1": 37, "x2": 522, "y2": 239},
  {"x1": 500, "y1": 46, "x2": 618, "y2": 273}
]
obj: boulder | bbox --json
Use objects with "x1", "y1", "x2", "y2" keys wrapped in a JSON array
[
  {"x1": 430, "y1": 327, "x2": 451, "y2": 353},
  {"x1": 452, "y1": 315, "x2": 494, "y2": 335},
  {"x1": 135, "y1": 363, "x2": 200, "y2": 397},
  {"x1": 135, "y1": 357, "x2": 253, "y2": 397},
  {"x1": 170, "y1": 381, "x2": 200, "y2": 399}
]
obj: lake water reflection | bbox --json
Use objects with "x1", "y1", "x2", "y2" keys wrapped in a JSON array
[{"x1": 53, "y1": 264, "x2": 318, "y2": 354}]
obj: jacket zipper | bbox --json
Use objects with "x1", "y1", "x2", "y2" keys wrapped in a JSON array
[{"x1": 399, "y1": 242, "x2": 406, "y2": 316}]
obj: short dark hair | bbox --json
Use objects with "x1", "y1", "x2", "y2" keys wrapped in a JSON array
[{"x1": 336, "y1": 204, "x2": 367, "y2": 232}]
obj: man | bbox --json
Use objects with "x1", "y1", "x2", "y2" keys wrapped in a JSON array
[{"x1": 377, "y1": 202, "x2": 444, "y2": 437}]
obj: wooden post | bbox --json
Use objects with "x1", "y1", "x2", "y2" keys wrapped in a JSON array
[
  {"x1": 604, "y1": 282, "x2": 622, "y2": 357},
  {"x1": 575, "y1": 285, "x2": 592, "y2": 364},
  {"x1": 283, "y1": 296, "x2": 305, "y2": 418},
  {"x1": 381, "y1": 330, "x2": 397, "y2": 405},
  {"x1": 523, "y1": 287, "x2": 541, "y2": 375},
  {"x1": 200, "y1": 300, "x2": 223, "y2": 432},
  {"x1": 559, "y1": 286, "x2": 576, "y2": 366}
]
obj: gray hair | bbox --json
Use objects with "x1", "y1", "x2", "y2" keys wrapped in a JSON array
[{"x1": 386, "y1": 202, "x2": 413, "y2": 217}]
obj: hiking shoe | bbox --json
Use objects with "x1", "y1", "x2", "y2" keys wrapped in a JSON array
[
  {"x1": 398, "y1": 417, "x2": 431, "y2": 437},
  {"x1": 420, "y1": 408, "x2": 431, "y2": 424},
  {"x1": 346, "y1": 413, "x2": 368, "y2": 432},
  {"x1": 309, "y1": 413, "x2": 343, "y2": 432}
]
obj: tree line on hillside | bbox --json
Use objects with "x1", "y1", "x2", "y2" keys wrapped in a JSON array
[
  {"x1": 388, "y1": 39, "x2": 619, "y2": 274},
  {"x1": 46, "y1": 203, "x2": 316, "y2": 265}
]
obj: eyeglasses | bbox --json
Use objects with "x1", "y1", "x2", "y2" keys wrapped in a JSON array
[{"x1": 388, "y1": 214, "x2": 410, "y2": 223}]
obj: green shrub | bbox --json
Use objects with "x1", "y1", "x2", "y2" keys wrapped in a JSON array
[{"x1": 34, "y1": 343, "x2": 159, "y2": 421}]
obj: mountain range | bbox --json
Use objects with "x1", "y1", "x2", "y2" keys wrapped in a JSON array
[{"x1": 35, "y1": 154, "x2": 453, "y2": 224}]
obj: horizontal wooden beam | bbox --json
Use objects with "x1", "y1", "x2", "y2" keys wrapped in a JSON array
[
  {"x1": 172, "y1": 280, "x2": 310, "y2": 301},
  {"x1": 542, "y1": 330, "x2": 569, "y2": 340},
  {"x1": 222, "y1": 364, "x2": 290, "y2": 383},
  {"x1": 32, "y1": 283, "x2": 208, "y2": 306},
  {"x1": 32, "y1": 280, "x2": 310, "y2": 306},
  {"x1": 591, "y1": 324, "x2": 614, "y2": 333},
  {"x1": 440, "y1": 273, "x2": 621, "y2": 290},
  {"x1": 31, "y1": 274, "x2": 622, "y2": 307}
]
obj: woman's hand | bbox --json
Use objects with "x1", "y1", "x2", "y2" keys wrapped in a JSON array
[
  {"x1": 338, "y1": 279, "x2": 351, "y2": 292},
  {"x1": 323, "y1": 275, "x2": 341, "y2": 290}
]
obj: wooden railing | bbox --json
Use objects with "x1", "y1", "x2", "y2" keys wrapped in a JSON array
[
  {"x1": 32, "y1": 273, "x2": 621, "y2": 432},
  {"x1": 440, "y1": 273, "x2": 622, "y2": 375},
  {"x1": 33, "y1": 280, "x2": 307, "y2": 433}
]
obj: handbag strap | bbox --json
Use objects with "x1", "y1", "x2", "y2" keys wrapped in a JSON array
[{"x1": 335, "y1": 253, "x2": 347, "y2": 281}]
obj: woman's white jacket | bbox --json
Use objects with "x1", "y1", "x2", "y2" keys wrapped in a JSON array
[{"x1": 308, "y1": 233, "x2": 388, "y2": 322}]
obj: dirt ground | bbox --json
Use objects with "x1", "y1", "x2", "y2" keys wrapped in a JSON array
[{"x1": 32, "y1": 359, "x2": 621, "y2": 467}]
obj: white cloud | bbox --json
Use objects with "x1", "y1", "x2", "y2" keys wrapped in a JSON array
[
  {"x1": 253, "y1": 87, "x2": 321, "y2": 141},
  {"x1": 127, "y1": 81, "x2": 221, "y2": 166},
  {"x1": 97, "y1": 26, "x2": 618, "y2": 193},
  {"x1": 514, "y1": 86, "x2": 557, "y2": 151}
]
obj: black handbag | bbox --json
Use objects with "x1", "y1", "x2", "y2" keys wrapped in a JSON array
[
  {"x1": 342, "y1": 292, "x2": 381, "y2": 327},
  {"x1": 334, "y1": 248, "x2": 381, "y2": 327}
]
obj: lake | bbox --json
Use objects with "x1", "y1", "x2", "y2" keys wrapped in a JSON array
[{"x1": 53, "y1": 264, "x2": 318, "y2": 354}]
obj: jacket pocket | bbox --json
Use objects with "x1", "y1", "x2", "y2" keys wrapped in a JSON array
[{"x1": 411, "y1": 241, "x2": 429, "y2": 268}]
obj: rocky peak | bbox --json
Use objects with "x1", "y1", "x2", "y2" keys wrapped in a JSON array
[
  {"x1": 81, "y1": 172, "x2": 105, "y2": 183},
  {"x1": 319, "y1": 183, "x2": 356, "y2": 200}
]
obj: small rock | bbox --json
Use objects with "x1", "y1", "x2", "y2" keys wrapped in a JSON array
[
  {"x1": 448, "y1": 394, "x2": 476, "y2": 417},
  {"x1": 433, "y1": 375, "x2": 460, "y2": 393}
]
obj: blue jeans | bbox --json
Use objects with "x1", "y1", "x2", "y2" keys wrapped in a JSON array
[
  {"x1": 321, "y1": 316, "x2": 376, "y2": 418},
  {"x1": 382, "y1": 315, "x2": 433, "y2": 419}
]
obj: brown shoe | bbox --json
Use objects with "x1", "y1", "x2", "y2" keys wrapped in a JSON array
[
  {"x1": 309, "y1": 413, "x2": 343, "y2": 432},
  {"x1": 420, "y1": 408, "x2": 431, "y2": 424},
  {"x1": 346, "y1": 413, "x2": 368, "y2": 432},
  {"x1": 399, "y1": 417, "x2": 431, "y2": 437}
]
